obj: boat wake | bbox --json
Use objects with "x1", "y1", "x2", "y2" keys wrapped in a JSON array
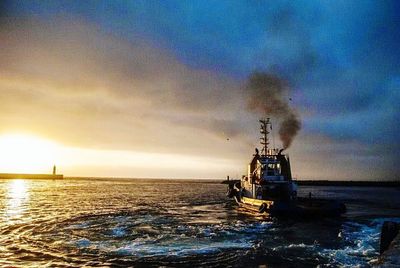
[
  {"x1": 59, "y1": 209, "x2": 273, "y2": 266},
  {"x1": 320, "y1": 217, "x2": 400, "y2": 266},
  {"x1": 53, "y1": 211, "x2": 399, "y2": 267}
]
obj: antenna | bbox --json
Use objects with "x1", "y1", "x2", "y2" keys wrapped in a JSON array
[
  {"x1": 271, "y1": 119, "x2": 276, "y2": 152},
  {"x1": 259, "y1": 118, "x2": 270, "y2": 156}
]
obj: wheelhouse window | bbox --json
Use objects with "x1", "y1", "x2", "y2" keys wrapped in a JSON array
[{"x1": 266, "y1": 163, "x2": 281, "y2": 176}]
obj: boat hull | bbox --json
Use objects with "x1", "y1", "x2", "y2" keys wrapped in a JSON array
[{"x1": 236, "y1": 196, "x2": 346, "y2": 218}]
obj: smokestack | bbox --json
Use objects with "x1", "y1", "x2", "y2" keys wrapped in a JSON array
[{"x1": 245, "y1": 72, "x2": 301, "y2": 149}]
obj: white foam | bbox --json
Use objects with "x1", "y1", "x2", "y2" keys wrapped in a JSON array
[
  {"x1": 75, "y1": 238, "x2": 91, "y2": 248},
  {"x1": 111, "y1": 226, "x2": 126, "y2": 237},
  {"x1": 319, "y1": 217, "x2": 400, "y2": 266}
]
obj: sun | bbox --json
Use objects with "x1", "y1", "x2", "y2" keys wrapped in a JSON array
[{"x1": 0, "y1": 133, "x2": 59, "y2": 174}]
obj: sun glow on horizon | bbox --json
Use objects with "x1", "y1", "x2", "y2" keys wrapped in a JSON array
[
  {"x1": 0, "y1": 133, "x2": 241, "y2": 178},
  {"x1": 0, "y1": 134, "x2": 59, "y2": 174}
]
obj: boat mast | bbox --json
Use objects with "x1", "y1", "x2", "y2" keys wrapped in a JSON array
[{"x1": 259, "y1": 118, "x2": 270, "y2": 156}]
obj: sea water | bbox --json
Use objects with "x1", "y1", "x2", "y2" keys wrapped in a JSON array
[{"x1": 0, "y1": 178, "x2": 399, "y2": 267}]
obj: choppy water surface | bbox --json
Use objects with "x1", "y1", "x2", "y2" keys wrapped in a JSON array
[{"x1": 0, "y1": 179, "x2": 399, "y2": 267}]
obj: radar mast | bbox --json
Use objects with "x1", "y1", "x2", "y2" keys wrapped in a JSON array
[{"x1": 259, "y1": 118, "x2": 271, "y2": 156}]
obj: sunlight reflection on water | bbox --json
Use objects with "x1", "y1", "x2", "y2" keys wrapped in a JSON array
[{"x1": 5, "y1": 179, "x2": 29, "y2": 220}]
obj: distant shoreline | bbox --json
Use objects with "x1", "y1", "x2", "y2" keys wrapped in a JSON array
[
  {"x1": 295, "y1": 180, "x2": 400, "y2": 187},
  {"x1": 221, "y1": 179, "x2": 400, "y2": 187}
]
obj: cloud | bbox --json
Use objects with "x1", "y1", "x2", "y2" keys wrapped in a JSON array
[
  {"x1": 0, "y1": 17, "x2": 252, "y2": 160},
  {"x1": 290, "y1": 133, "x2": 398, "y2": 180},
  {"x1": 1, "y1": 0, "x2": 399, "y2": 179}
]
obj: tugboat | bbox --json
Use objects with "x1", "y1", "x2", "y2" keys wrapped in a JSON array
[{"x1": 226, "y1": 118, "x2": 346, "y2": 218}]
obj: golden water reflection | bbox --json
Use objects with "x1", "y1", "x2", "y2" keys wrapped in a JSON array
[{"x1": 5, "y1": 179, "x2": 29, "y2": 220}]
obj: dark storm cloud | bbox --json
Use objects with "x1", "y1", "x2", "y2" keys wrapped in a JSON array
[
  {"x1": 0, "y1": 17, "x2": 239, "y2": 112},
  {"x1": 0, "y1": 0, "x2": 10, "y2": 17},
  {"x1": 246, "y1": 1, "x2": 400, "y2": 162}
]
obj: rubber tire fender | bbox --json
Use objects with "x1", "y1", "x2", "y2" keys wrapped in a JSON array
[
  {"x1": 227, "y1": 188, "x2": 237, "y2": 198},
  {"x1": 259, "y1": 203, "x2": 268, "y2": 213}
]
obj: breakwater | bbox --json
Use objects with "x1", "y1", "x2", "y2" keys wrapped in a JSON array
[
  {"x1": 379, "y1": 222, "x2": 400, "y2": 266},
  {"x1": 0, "y1": 173, "x2": 63, "y2": 179}
]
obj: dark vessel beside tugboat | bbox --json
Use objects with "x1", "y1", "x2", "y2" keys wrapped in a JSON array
[{"x1": 226, "y1": 118, "x2": 346, "y2": 218}]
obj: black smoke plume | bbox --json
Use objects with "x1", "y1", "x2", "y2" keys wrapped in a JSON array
[{"x1": 246, "y1": 72, "x2": 301, "y2": 149}]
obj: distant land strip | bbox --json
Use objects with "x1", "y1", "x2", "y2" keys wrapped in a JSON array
[
  {"x1": 0, "y1": 173, "x2": 63, "y2": 179},
  {"x1": 295, "y1": 180, "x2": 400, "y2": 187},
  {"x1": 221, "y1": 179, "x2": 400, "y2": 187}
]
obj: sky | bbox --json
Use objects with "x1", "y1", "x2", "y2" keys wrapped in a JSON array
[{"x1": 0, "y1": 1, "x2": 399, "y2": 180}]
